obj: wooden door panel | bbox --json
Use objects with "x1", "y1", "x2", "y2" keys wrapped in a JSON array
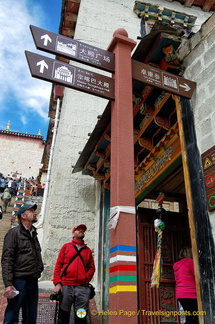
[
  {"x1": 137, "y1": 207, "x2": 190, "y2": 324},
  {"x1": 159, "y1": 284, "x2": 178, "y2": 323}
]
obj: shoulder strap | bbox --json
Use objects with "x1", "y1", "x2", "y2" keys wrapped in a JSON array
[
  {"x1": 73, "y1": 245, "x2": 86, "y2": 269},
  {"x1": 60, "y1": 245, "x2": 86, "y2": 278}
]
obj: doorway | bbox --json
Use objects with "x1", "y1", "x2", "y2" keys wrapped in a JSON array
[{"x1": 137, "y1": 207, "x2": 190, "y2": 324}]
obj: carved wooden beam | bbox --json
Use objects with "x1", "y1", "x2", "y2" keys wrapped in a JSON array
[
  {"x1": 139, "y1": 138, "x2": 153, "y2": 150},
  {"x1": 154, "y1": 116, "x2": 171, "y2": 130},
  {"x1": 203, "y1": 0, "x2": 215, "y2": 11},
  {"x1": 87, "y1": 164, "x2": 97, "y2": 171},
  {"x1": 104, "y1": 134, "x2": 111, "y2": 142},
  {"x1": 95, "y1": 150, "x2": 105, "y2": 158},
  {"x1": 104, "y1": 183, "x2": 110, "y2": 190},
  {"x1": 104, "y1": 161, "x2": 110, "y2": 168},
  {"x1": 184, "y1": 0, "x2": 195, "y2": 7},
  {"x1": 94, "y1": 174, "x2": 105, "y2": 181}
]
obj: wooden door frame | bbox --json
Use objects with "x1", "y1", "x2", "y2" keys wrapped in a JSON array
[
  {"x1": 135, "y1": 96, "x2": 215, "y2": 323},
  {"x1": 137, "y1": 207, "x2": 190, "y2": 324},
  {"x1": 174, "y1": 96, "x2": 215, "y2": 323}
]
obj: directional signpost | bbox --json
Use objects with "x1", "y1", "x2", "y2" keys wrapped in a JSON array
[
  {"x1": 132, "y1": 60, "x2": 196, "y2": 99},
  {"x1": 25, "y1": 51, "x2": 114, "y2": 100},
  {"x1": 26, "y1": 25, "x2": 196, "y2": 101},
  {"x1": 30, "y1": 25, "x2": 115, "y2": 72}
]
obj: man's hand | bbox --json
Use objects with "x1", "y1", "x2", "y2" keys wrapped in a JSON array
[
  {"x1": 4, "y1": 286, "x2": 17, "y2": 299},
  {"x1": 54, "y1": 283, "x2": 62, "y2": 294}
]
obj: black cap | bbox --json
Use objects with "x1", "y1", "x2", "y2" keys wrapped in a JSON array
[{"x1": 16, "y1": 204, "x2": 37, "y2": 219}]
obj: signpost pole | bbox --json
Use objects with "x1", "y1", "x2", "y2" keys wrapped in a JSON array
[{"x1": 107, "y1": 29, "x2": 138, "y2": 323}]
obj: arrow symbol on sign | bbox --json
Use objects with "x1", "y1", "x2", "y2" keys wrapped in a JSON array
[
  {"x1": 37, "y1": 60, "x2": 48, "y2": 73},
  {"x1": 179, "y1": 83, "x2": 191, "y2": 92},
  {"x1": 41, "y1": 34, "x2": 52, "y2": 46}
]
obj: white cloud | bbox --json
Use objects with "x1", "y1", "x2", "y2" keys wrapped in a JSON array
[
  {"x1": 0, "y1": 0, "x2": 51, "y2": 123},
  {"x1": 20, "y1": 115, "x2": 27, "y2": 125}
]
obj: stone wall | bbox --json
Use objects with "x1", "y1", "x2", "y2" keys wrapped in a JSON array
[{"x1": 178, "y1": 13, "x2": 215, "y2": 233}]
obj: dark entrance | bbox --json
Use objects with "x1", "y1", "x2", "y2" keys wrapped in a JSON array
[{"x1": 137, "y1": 207, "x2": 190, "y2": 324}]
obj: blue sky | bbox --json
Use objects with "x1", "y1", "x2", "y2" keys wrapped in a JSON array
[{"x1": 0, "y1": 0, "x2": 62, "y2": 139}]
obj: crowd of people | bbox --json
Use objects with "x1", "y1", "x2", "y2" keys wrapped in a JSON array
[
  {"x1": 0, "y1": 174, "x2": 45, "y2": 213},
  {"x1": 0, "y1": 176, "x2": 19, "y2": 196},
  {"x1": 0, "y1": 175, "x2": 19, "y2": 214}
]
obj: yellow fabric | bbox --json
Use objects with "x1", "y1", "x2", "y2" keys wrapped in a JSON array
[{"x1": 151, "y1": 229, "x2": 163, "y2": 288}]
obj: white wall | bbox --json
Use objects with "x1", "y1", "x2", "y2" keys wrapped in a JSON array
[
  {"x1": 0, "y1": 134, "x2": 44, "y2": 179},
  {"x1": 40, "y1": 0, "x2": 140, "y2": 282}
]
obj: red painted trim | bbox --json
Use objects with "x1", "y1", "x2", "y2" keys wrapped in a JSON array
[{"x1": 110, "y1": 265, "x2": 136, "y2": 273}]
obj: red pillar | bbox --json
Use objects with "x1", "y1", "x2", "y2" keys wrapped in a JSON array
[{"x1": 107, "y1": 29, "x2": 138, "y2": 323}]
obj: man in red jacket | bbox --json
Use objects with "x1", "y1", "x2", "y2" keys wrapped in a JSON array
[{"x1": 53, "y1": 224, "x2": 95, "y2": 324}]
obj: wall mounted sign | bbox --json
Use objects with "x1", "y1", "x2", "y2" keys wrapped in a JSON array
[{"x1": 201, "y1": 146, "x2": 215, "y2": 211}]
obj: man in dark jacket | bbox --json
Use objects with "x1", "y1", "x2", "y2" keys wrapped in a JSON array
[
  {"x1": 53, "y1": 224, "x2": 95, "y2": 324},
  {"x1": 1, "y1": 204, "x2": 44, "y2": 324}
]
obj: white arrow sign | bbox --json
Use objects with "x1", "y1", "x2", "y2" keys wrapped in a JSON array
[
  {"x1": 179, "y1": 83, "x2": 191, "y2": 92},
  {"x1": 36, "y1": 60, "x2": 48, "y2": 73},
  {"x1": 41, "y1": 34, "x2": 52, "y2": 46}
]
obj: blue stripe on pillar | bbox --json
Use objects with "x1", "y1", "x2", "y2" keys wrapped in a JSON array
[{"x1": 110, "y1": 245, "x2": 136, "y2": 254}]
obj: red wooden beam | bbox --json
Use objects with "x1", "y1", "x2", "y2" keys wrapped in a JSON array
[
  {"x1": 203, "y1": 0, "x2": 215, "y2": 11},
  {"x1": 184, "y1": 0, "x2": 195, "y2": 7}
]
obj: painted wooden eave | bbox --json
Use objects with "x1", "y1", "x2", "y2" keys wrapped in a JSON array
[
  {"x1": 72, "y1": 29, "x2": 183, "y2": 188},
  {"x1": 182, "y1": 0, "x2": 215, "y2": 11}
]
